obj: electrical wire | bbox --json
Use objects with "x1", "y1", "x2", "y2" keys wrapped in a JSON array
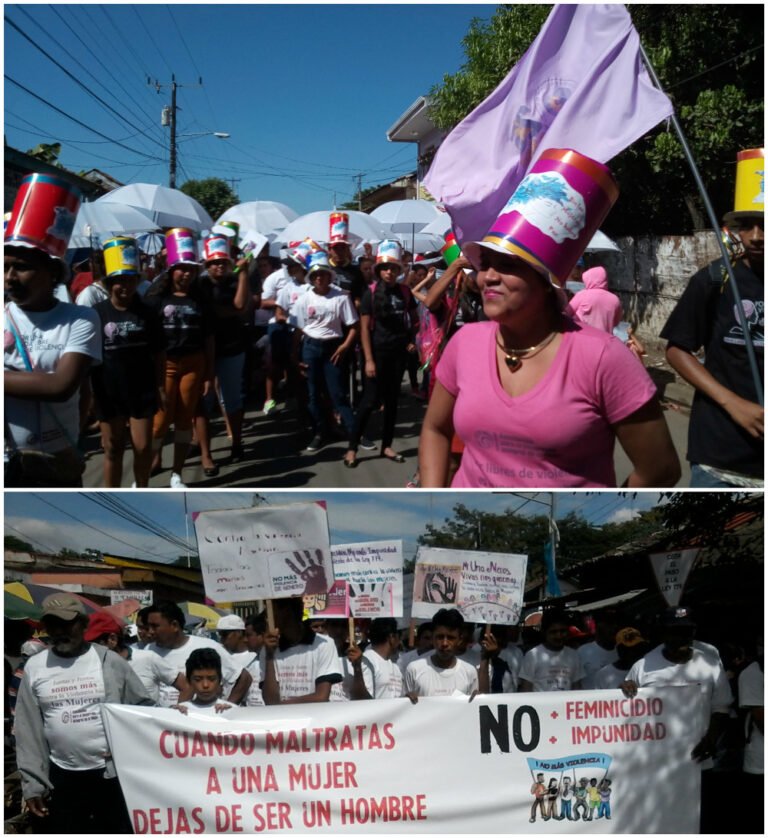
[{"x1": 4, "y1": 523, "x2": 58, "y2": 555}]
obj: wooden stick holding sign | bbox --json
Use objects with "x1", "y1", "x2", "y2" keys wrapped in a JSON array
[{"x1": 266, "y1": 599, "x2": 275, "y2": 632}]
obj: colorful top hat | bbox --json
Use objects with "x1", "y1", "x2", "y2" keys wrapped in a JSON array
[
  {"x1": 203, "y1": 233, "x2": 233, "y2": 263},
  {"x1": 165, "y1": 228, "x2": 199, "y2": 268},
  {"x1": 328, "y1": 212, "x2": 349, "y2": 245},
  {"x1": 219, "y1": 220, "x2": 240, "y2": 245},
  {"x1": 464, "y1": 148, "x2": 619, "y2": 289},
  {"x1": 103, "y1": 236, "x2": 141, "y2": 278},
  {"x1": 374, "y1": 239, "x2": 403, "y2": 272},
  {"x1": 724, "y1": 148, "x2": 764, "y2": 224},
  {"x1": 4, "y1": 173, "x2": 81, "y2": 261},
  {"x1": 306, "y1": 250, "x2": 336, "y2": 281},
  {"x1": 288, "y1": 238, "x2": 323, "y2": 269}
]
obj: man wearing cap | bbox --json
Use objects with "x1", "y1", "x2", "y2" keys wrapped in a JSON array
[
  {"x1": 14, "y1": 593, "x2": 152, "y2": 832},
  {"x1": 661, "y1": 149, "x2": 764, "y2": 488},
  {"x1": 84, "y1": 611, "x2": 190, "y2": 705},
  {"x1": 593, "y1": 627, "x2": 648, "y2": 689},
  {"x1": 5, "y1": 174, "x2": 102, "y2": 487},
  {"x1": 622, "y1": 607, "x2": 732, "y2": 831}
]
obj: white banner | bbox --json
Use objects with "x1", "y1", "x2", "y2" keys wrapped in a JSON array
[
  {"x1": 194, "y1": 503, "x2": 333, "y2": 603},
  {"x1": 648, "y1": 549, "x2": 700, "y2": 607},
  {"x1": 412, "y1": 547, "x2": 527, "y2": 624},
  {"x1": 331, "y1": 540, "x2": 404, "y2": 618},
  {"x1": 110, "y1": 589, "x2": 153, "y2": 606},
  {"x1": 103, "y1": 687, "x2": 701, "y2": 834}
]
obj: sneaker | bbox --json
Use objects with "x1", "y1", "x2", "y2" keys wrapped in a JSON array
[
  {"x1": 305, "y1": 435, "x2": 324, "y2": 453},
  {"x1": 359, "y1": 436, "x2": 377, "y2": 451},
  {"x1": 263, "y1": 399, "x2": 278, "y2": 415},
  {"x1": 170, "y1": 472, "x2": 187, "y2": 489}
]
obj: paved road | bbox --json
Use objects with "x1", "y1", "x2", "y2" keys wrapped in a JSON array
[{"x1": 82, "y1": 349, "x2": 693, "y2": 489}]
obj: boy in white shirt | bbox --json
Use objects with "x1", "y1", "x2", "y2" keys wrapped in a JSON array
[
  {"x1": 176, "y1": 648, "x2": 234, "y2": 715},
  {"x1": 519, "y1": 609, "x2": 585, "y2": 692}
]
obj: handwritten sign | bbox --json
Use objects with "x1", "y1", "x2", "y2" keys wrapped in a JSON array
[
  {"x1": 331, "y1": 541, "x2": 404, "y2": 618},
  {"x1": 649, "y1": 548, "x2": 699, "y2": 607},
  {"x1": 412, "y1": 547, "x2": 527, "y2": 624},
  {"x1": 195, "y1": 503, "x2": 332, "y2": 603}
]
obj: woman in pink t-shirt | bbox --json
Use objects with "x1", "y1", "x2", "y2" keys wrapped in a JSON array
[{"x1": 418, "y1": 246, "x2": 680, "y2": 488}]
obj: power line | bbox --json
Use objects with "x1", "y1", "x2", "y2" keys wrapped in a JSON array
[
  {"x1": 5, "y1": 13, "x2": 166, "y2": 155},
  {"x1": 5, "y1": 74, "x2": 164, "y2": 161},
  {"x1": 4, "y1": 522, "x2": 58, "y2": 555}
]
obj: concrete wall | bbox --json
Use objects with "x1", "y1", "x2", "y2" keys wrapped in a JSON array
[{"x1": 597, "y1": 232, "x2": 722, "y2": 348}]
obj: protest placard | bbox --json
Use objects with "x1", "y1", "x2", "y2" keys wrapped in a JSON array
[
  {"x1": 412, "y1": 547, "x2": 527, "y2": 624},
  {"x1": 194, "y1": 503, "x2": 332, "y2": 603},
  {"x1": 103, "y1": 686, "x2": 701, "y2": 834},
  {"x1": 303, "y1": 581, "x2": 349, "y2": 619},
  {"x1": 331, "y1": 541, "x2": 404, "y2": 618},
  {"x1": 648, "y1": 549, "x2": 700, "y2": 607}
]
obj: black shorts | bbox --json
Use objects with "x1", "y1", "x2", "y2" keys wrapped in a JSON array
[{"x1": 91, "y1": 365, "x2": 158, "y2": 421}]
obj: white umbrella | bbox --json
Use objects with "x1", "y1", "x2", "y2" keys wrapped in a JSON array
[
  {"x1": 276, "y1": 210, "x2": 389, "y2": 247},
  {"x1": 215, "y1": 201, "x2": 298, "y2": 235},
  {"x1": 419, "y1": 213, "x2": 452, "y2": 237},
  {"x1": 68, "y1": 202, "x2": 159, "y2": 248},
  {"x1": 585, "y1": 230, "x2": 620, "y2": 252},
  {"x1": 392, "y1": 231, "x2": 445, "y2": 254},
  {"x1": 96, "y1": 183, "x2": 213, "y2": 231},
  {"x1": 370, "y1": 199, "x2": 442, "y2": 233}
]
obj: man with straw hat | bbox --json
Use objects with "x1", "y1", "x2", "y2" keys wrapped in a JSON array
[{"x1": 661, "y1": 148, "x2": 764, "y2": 488}]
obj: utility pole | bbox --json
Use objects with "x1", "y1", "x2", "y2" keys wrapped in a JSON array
[
  {"x1": 356, "y1": 173, "x2": 363, "y2": 211},
  {"x1": 227, "y1": 177, "x2": 242, "y2": 196},
  {"x1": 150, "y1": 73, "x2": 203, "y2": 189}
]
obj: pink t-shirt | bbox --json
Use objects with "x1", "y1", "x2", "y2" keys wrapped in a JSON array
[{"x1": 435, "y1": 320, "x2": 656, "y2": 487}]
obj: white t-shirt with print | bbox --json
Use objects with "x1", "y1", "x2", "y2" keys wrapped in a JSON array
[
  {"x1": 363, "y1": 648, "x2": 404, "y2": 699},
  {"x1": 519, "y1": 644, "x2": 585, "y2": 691},
  {"x1": 738, "y1": 660, "x2": 763, "y2": 775},
  {"x1": 262, "y1": 634, "x2": 343, "y2": 701},
  {"x1": 293, "y1": 287, "x2": 359, "y2": 341},
  {"x1": 593, "y1": 662, "x2": 630, "y2": 690},
  {"x1": 578, "y1": 641, "x2": 617, "y2": 689},
  {"x1": 230, "y1": 651, "x2": 264, "y2": 707},
  {"x1": 492, "y1": 645, "x2": 524, "y2": 693},
  {"x1": 276, "y1": 279, "x2": 310, "y2": 327},
  {"x1": 146, "y1": 635, "x2": 243, "y2": 707},
  {"x1": 75, "y1": 283, "x2": 109, "y2": 307},
  {"x1": 258, "y1": 268, "x2": 290, "y2": 325},
  {"x1": 5, "y1": 301, "x2": 101, "y2": 453},
  {"x1": 404, "y1": 655, "x2": 478, "y2": 697},
  {"x1": 330, "y1": 655, "x2": 375, "y2": 702},
  {"x1": 23, "y1": 646, "x2": 108, "y2": 770},
  {"x1": 128, "y1": 646, "x2": 182, "y2": 704}
]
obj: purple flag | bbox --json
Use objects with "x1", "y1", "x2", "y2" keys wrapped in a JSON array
[{"x1": 423, "y1": 4, "x2": 673, "y2": 245}]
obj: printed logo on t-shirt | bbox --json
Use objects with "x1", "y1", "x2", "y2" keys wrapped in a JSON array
[{"x1": 725, "y1": 299, "x2": 764, "y2": 347}]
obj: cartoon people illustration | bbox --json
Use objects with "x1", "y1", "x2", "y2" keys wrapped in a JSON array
[
  {"x1": 597, "y1": 779, "x2": 612, "y2": 820},
  {"x1": 572, "y1": 777, "x2": 589, "y2": 821},
  {"x1": 530, "y1": 772, "x2": 547, "y2": 823},
  {"x1": 545, "y1": 777, "x2": 560, "y2": 820},
  {"x1": 586, "y1": 777, "x2": 601, "y2": 821},
  {"x1": 558, "y1": 776, "x2": 574, "y2": 821}
]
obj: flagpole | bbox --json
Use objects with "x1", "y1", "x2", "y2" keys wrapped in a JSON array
[{"x1": 638, "y1": 41, "x2": 763, "y2": 405}]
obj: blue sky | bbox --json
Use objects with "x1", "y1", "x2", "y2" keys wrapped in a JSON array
[
  {"x1": 4, "y1": 491, "x2": 665, "y2": 564},
  {"x1": 5, "y1": 3, "x2": 497, "y2": 214}
]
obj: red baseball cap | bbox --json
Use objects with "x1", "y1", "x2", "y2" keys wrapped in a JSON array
[{"x1": 84, "y1": 612, "x2": 123, "y2": 642}]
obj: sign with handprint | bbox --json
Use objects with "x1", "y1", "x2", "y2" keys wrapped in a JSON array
[
  {"x1": 303, "y1": 580, "x2": 350, "y2": 618},
  {"x1": 194, "y1": 503, "x2": 333, "y2": 602},
  {"x1": 331, "y1": 540, "x2": 404, "y2": 617},
  {"x1": 413, "y1": 547, "x2": 527, "y2": 624}
]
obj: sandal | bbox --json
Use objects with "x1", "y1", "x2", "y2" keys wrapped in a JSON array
[
  {"x1": 381, "y1": 451, "x2": 405, "y2": 463},
  {"x1": 203, "y1": 464, "x2": 219, "y2": 477},
  {"x1": 343, "y1": 456, "x2": 358, "y2": 469}
]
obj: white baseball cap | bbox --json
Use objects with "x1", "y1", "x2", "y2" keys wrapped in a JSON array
[{"x1": 217, "y1": 614, "x2": 245, "y2": 631}]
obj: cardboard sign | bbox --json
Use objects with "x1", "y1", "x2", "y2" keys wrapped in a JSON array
[
  {"x1": 195, "y1": 503, "x2": 332, "y2": 603},
  {"x1": 412, "y1": 547, "x2": 527, "y2": 624},
  {"x1": 303, "y1": 581, "x2": 349, "y2": 618},
  {"x1": 331, "y1": 541, "x2": 404, "y2": 618}
]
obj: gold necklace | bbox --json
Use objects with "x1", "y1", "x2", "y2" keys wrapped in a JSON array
[{"x1": 495, "y1": 329, "x2": 558, "y2": 371}]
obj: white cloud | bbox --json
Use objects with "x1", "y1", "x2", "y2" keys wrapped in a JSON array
[{"x1": 603, "y1": 506, "x2": 641, "y2": 525}]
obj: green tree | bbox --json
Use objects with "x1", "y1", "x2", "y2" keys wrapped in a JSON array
[
  {"x1": 417, "y1": 503, "x2": 661, "y2": 583},
  {"x1": 5, "y1": 535, "x2": 35, "y2": 552},
  {"x1": 25, "y1": 142, "x2": 63, "y2": 166},
  {"x1": 427, "y1": 5, "x2": 763, "y2": 234},
  {"x1": 179, "y1": 178, "x2": 239, "y2": 221}
]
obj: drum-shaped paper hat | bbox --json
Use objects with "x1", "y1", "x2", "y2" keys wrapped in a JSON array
[
  {"x1": 165, "y1": 228, "x2": 199, "y2": 267},
  {"x1": 374, "y1": 239, "x2": 403, "y2": 272},
  {"x1": 289, "y1": 238, "x2": 323, "y2": 269},
  {"x1": 4, "y1": 173, "x2": 81, "y2": 260},
  {"x1": 725, "y1": 148, "x2": 764, "y2": 224},
  {"x1": 219, "y1": 220, "x2": 240, "y2": 245},
  {"x1": 464, "y1": 149, "x2": 619, "y2": 288},
  {"x1": 103, "y1": 236, "x2": 141, "y2": 278},
  {"x1": 328, "y1": 212, "x2": 349, "y2": 245},
  {"x1": 203, "y1": 233, "x2": 233, "y2": 263},
  {"x1": 306, "y1": 250, "x2": 336, "y2": 281}
]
